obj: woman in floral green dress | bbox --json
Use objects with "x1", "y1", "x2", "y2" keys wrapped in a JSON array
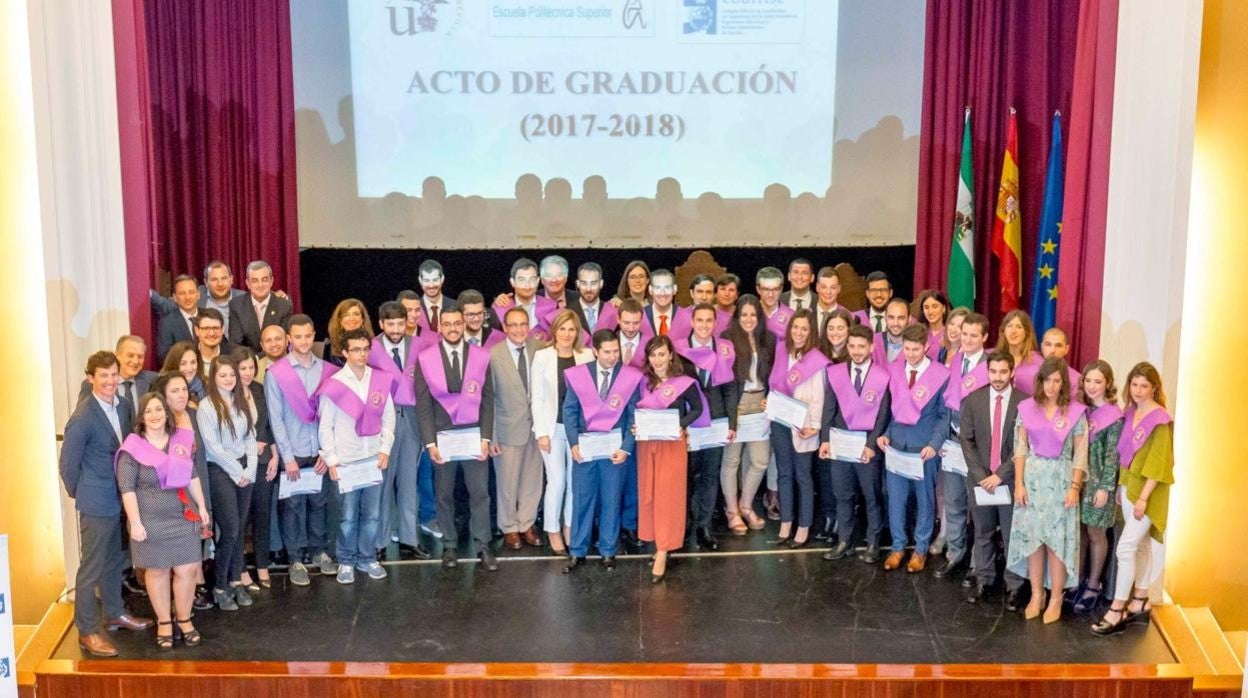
[{"x1": 1073, "y1": 360, "x2": 1122, "y2": 614}]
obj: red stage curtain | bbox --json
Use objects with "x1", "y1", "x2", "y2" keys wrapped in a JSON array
[
  {"x1": 1055, "y1": 0, "x2": 1119, "y2": 366},
  {"x1": 116, "y1": 0, "x2": 300, "y2": 320},
  {"x1": 913, "y1": 0, "x2": 1081, "y2": 331}
]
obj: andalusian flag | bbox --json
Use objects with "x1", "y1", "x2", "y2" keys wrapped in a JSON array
[
  {"x1": 1029, "y1": 112, "x2": 1064, "y2": 333},
  {"x1": 990, "y1": 109, "x2": 1023, "y2": 312},
  {"x1": 947, "y1": 108, "x2": 975, "y2": 308}
]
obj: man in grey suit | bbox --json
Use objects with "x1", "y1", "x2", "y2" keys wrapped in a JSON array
[
  {"x1": 229, "y1": 260, "x2": 293, "y2": 354},
  {"x1": 76, "y1": 335, "x2": 158, "y2": 411},
  {"x1": 489, "y1": 306, "x2": 544, "y2": 550},
  {"x1": 60, "y1": 351, "x2": 153, "y2": 656},
  {"x1": 958, "y1": 350, "x2": 1028, "y2": 609},
  {"x1": 155, "y1": 274, "x2": 200, "y2": 362}
]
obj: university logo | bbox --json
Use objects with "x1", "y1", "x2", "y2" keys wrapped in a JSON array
[
  {"x1": 1134, "y1": 427, "x2": 1146, "y2": 442},
  {"x1": 1055, "y1": 416, "x2": 1066, "y2": 430},
  {"x1": 681, "y1": 0, "x2": 716, "y2": 35},
  {"x1": 172, "y1": 444, "x2": 189, "y2": 458},
  {"x1": 0, "y1": 657, "x2": 9, "y2": 679},
  {"x1": 787, "y1": 370, "x2": 800, "y2": 385},
  {"x1": 608, "y1": 395, "x2": 622, "y2": 409},
  {"x1": 387, "y1": 0, "x2": 461, "y2": 36},
  {"x1": 369, "y1": 392, "x2": 384, "y2": 406},
  {"x1": 863, "y1": 390, "x2": 877, "y2": 404},
  {"x1": 465, "y1": 381, "x2": 479, "y2": 395},
  {"x1": 622, "y1": 0, "x2": 646, "y2": 30},
  {"x1": 962, "y1": 375, "x2": 976, "y2": 389},
  {"x1": 661, "y1": 385, "x2": 675, "y2": 398},
  {"x1": 719, "y1": 345, "x2": 731, "y2": 357},
  {"x1": 914, "y1": 385, "x2": 929, "y2": 401}
]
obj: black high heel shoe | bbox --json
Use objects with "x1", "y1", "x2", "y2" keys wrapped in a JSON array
[
  {"x1": 651, "y1": 554, "x2": 669, "y2": 583},
  {"x1": 1090, "y1": 605, "x2": 1131, "y2": 636},
  {"x1": 155, "y1": 620, "x2": 175, "y2": 650},
  {"x1": 1127, "y1": 594, "x2": 1153, "y2": 624},
  {"x1": 175, "y1": 617, "x2": 201, "y2": 647}
]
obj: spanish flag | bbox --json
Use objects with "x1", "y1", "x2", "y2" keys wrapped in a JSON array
[{"x1": 990, "y1": 109, "x2": 1023, "y2": 312}]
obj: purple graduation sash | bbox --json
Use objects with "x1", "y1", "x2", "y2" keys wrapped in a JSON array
[
  {"x1": 1018, "y1": 399, "x2": 1087, "y2": 458},
  {"x1": 871, "y1": 333, "x2": 904, "y2": 368},
  {"x1": 1010, "y1": 351, "x2": 1045, "y2": 392},
  {"x1": 765, "y1": 306, "x2": 793, "y2": 339},
  {"x1": 114, "y1": 430, "x2": 195, "y2": 490},
  {"x1": 268, "y1": 357, "x2": 339, "y2": 424},
  {"x1": 1087, "y1": 403, "x2": 1124, "y2": 439},
  {"x1": 673, "y1": 337, "x2": 736, "y2": 387},
  {"x1": 495, "y1": 295, "x2": 559, "y2": 342},
  {"x1": 925, "y1": 329, "x2": 944, "y2": 360},
  {"x1": 714, "y1": 308, "x2": 732, "y2": 336},
  {"x1": 579, "y1": 300, "x2": 618, "y2": 333},
  {"x1": 321, "y1": 369, "x2": 396, "y2": 437},
  {"x1": 472, "y1": 330, "x2": 505, "y2": 351},
  {"x1": 416, "y1": 342, "x2": 490, "y2": 427},
  {"x1": 826, "y1": 362, "x2": 889, "y2": 431},
  {"x1": 367, "y1": 334, "x2": 436, "y2": 407},
  {"x1": 768, "y1": 349, "x2": 831, "y2": 397},
  {"x1": 638, "y1": 374, "x2": 710, "y2": 427},
  {"x1": 944, "y1": 352, "x2": 990, "y2": 411},
  {"x1": 1116, "y1": 405, "x2": 1173, "y2": 466},
  {"x1": 637, "y1": 305, "x2": 692, "y2": 344},
  {"x1": 852, "y1": 309, "x2": 870, "y2": 325},
  {"x1": 565, "y1": 362, "x2": 644, "y2": 432},
  {"x1": 888, "y1": 360, "x2": 950, "y2": 425}
]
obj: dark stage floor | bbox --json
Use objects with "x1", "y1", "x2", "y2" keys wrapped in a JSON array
[{"x1": 55, "y1": 525, "x2": 1173, "y2": 666}]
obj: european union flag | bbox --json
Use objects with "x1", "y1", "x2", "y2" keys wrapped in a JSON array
[{"x1": 1029, "y1": 112, "x2": 1064, "y2": 334}]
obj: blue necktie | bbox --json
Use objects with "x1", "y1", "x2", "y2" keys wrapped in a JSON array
[{"x1": 586, "y1": 305, "x2": 598, "y2": 331}]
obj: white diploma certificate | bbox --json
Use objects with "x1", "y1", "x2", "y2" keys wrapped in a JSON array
[
  {"x1": 764, "y1": 391, "x2": 810, "y2": 430},
  {"x1": 687, "y1": 418, "x2": 730, "y2": 452},
  {"x1": 939, "y1": 438, "x2": 969, "y2": 476},
  {"x1": 577, "y1": 429, "x2": 623, "y2": 461},
  {"x1": 634, "y1": 409, "x2": 681, "y2": 441},
  {"x1": 884, "y1": 446, "x2": 926, "y2": 481},
  {"x1": 827, "y1": 428, "x2": 868, "y2": 462},
  {"x1": 973, "y1": 485, "x2": 1012, "y2": 506},
  {"x1": 436, "y1": 427, "x2": 484, "y2": 462},
  {"x1": 277, "y1": 467, "x2": 323, "y2": 500},
  {"x1": 735, "y1": 412, "x2": 771, "y2": 443},
  {"x1": 335, "y1": 457, "x2": 383, "y2": 493}
]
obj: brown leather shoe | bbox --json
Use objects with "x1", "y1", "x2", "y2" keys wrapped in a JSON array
[
  {"x1": 522, "y1": 527, "x2": 541, "y2": 547},
  {"x1": 907, "y1": 553, "x2": 927, "y2": 573},
  {"x1": 78, "y1": 632, "x2": 119, "y2": 657},
  {"x1": 883, "y1": 551, "x2": 905, "y2": 571},
  {"x1": 503, "y1": 532, "x2": 522, "y2": 550},
  {"x1": 105, "y1": 613, "x2": 154, "y2": 631}
]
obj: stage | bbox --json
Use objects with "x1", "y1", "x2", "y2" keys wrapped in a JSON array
[{"x1": 50, "y1": 525, "x2": 1172, "y2": 665}]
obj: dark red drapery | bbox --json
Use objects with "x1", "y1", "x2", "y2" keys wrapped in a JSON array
[
  {"x1": 913, "y1": 0, "x2": 1081, "y2": 335},
  {"x1": 114, "y1": 0, "x2": 300, "y2": 329}
]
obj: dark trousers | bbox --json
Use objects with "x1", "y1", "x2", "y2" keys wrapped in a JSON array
[
  {"x1": 246, "y1": 446, "x2": 275, "y2": 567},
  {"x1": 209, "y1": 462, "x2": 254, "y2": 589},
  {"x1": 830, "y1": 457, "x2": 884, "y2": 547},
  {"x1": 816, "y1": 457, "x2": 838, "y2": 530},
  {"x1": 435, "y1": 458, "x2": 491, "y2": 548},
  {"x1": 74, "y1": 512, "x2": 127, "y2": 634},
  {"x1": 969, "y1": 500, "x2": 1024, "y2": 591},
  {"x1": 688, "y1": 446, "x2": 723, "y2": 529},
  {"x1": 621, "y1": 452, "x2": 639, "y2": 531},
  {"x1": 771, "y1": 426, "x2": 815, "y2": 528},
  {"x1": 279, "y1": 456, "x2": 329, "y2": 559},
  {"x1": 569, "y1": 458, "x2": 627, "y2": 557}
]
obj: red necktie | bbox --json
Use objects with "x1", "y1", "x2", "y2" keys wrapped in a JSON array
[
  {"x1": 659, "y1": 314, "x2": 669, "y2": 336},
  {"x1": 908, "y1": 369, "x2": 917, "y2": 389},
  {"x1": 989, "y1": 394, "x2": 1004, "y2": 472}
]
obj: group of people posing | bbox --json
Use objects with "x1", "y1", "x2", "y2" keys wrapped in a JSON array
[{"x1": 59, "y1": 256, "x2": 1175, "y2": 656}]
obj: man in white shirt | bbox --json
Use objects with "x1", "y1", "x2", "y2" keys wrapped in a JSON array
[
  {"x1": 568, "y1": 262, "x2": 609, "y2": 332},
  {"x1": 813, "y1": 266, "x2": 844, "y2": 332},
  {"x1": 645, "y1": 269, "x2": 679, "y2": 336},
  {"x1": 616, "y1": 299, "x2": 645, "y2": 369},
  {"x1": 398, "y1": 289, "x2": 422, "y2": 336},
  {"x1": 881, "y1": 299, "x2": 910, "y2": 363},
  {"x1": 195, "y1": 309, "x2": 228, "y2": 377},
  {"x1": 319, "y1": 329, "x2": 395, "y2": 585},
  {"x1": 418, "y1": 260, "x2": 448, "y2": 334},
  {"x1": 856, "y1": 271, "x2": 895, "y2": 333}
]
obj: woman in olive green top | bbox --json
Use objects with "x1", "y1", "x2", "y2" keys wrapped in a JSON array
[
  {"x1": 1092, "y1": 362, "x2": 1174, "y2": 636},
  {"x1": 1074, "y1": 361, "x2": 1123, "y2": 614}
]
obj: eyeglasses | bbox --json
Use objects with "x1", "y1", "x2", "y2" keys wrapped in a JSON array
[
  {"x1": 627, "y1": 273, "x2": 648, "y2": 281},
  {"x1": 463, "y1": 311, "x2": 485, "y2": 319},
  {"x1": 198, "y1": 326, "x2": 223, "y2": 333}
]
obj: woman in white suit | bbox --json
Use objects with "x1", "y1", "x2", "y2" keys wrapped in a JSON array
[{"x1": 530, "y1": 310, "x2": 595, "y2": 554}]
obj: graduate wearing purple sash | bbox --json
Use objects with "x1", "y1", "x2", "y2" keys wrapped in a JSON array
[
  {"x1": 818, "y1": 325, "x2": 891, "y2": 562},
  {"x1": 767, "y1": 311, "x2": 829, "y2": 548},
  {"x1": 567, "y1": 262, "x2": 619, "y2": 335},
  {"x1": 1093, "y1": 363, "x2": 1173, "y2": 635},
  {"x1": 561, "y1": 331, "x2": 643, "y2": 570},
  {"x1": 1006, "y1": 357, "x2": 1089, "y2": 623},
  {"x1": 676, "y1": 305, "x2": 742, "y2": 551},
  {"x1": 318, "y1": 329, "x2": 396, "y2": 583},
  {"x1": 365, "y1": 302, "x2": 435, "y2": 558},
  {"x1": 1074, "y1": 360, "x2": 1124, "y2": 615},
  {"x1": 492, "y1": 259, "x2": 560, "y2": 342},
  {"x1": 412, "y1": 305, "x2": 499, "y2": 569},
  {"x1": 877, "y1": 325, "x2": 950, "y2": 573}
]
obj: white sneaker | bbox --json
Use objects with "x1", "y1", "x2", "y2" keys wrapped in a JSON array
[
  {"x1": 358, "y1": 561, "x2": 388, "y2": 580},
  {"x1": 336, "y1": 564, "x2": 355, "y2": 584},
  {"x1": 421, "y1": 521, "x2": 443, "y2": 539}
]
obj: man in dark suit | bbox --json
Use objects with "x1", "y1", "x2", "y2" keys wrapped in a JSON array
[
  {"x1": 228, "y1": 260, "x2": 293, "y2": 354},
  {"x1": 779, "y1": 258, "x2": 815, "y2": 311},
  {"x1": 61, "y1": 351, "x2": 153, "y2": 656},
  {"x1": 155, "y1": 274, "x2": 200, "y2": 363},
  {"x1": 76, "y1": 335, "x2": 158, "y2": 411},
  {"x1": 566, "y1": 262, "x2": 615, "y2": 334},
  {"x1": 958, "y1": 350, "x2": 1028, "y2": 609},
  {"x1": 150, "y1": 261, "x2": 246, "y2": 337},
  {"x1": 413, "y1": 303, "x2": 497, "y2": 570}
]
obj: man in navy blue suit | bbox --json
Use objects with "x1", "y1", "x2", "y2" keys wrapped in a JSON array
[
  {"x1": 60, "y1": 351, "x2": 153, "y2": 656},
  {"x1": 155, "y1": 274, "x2": 200, "y2": 363}
]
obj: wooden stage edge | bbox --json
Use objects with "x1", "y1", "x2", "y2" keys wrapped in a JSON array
[{"x1": 22, "y1": 600, "x2": 1242, "y2": 697}]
